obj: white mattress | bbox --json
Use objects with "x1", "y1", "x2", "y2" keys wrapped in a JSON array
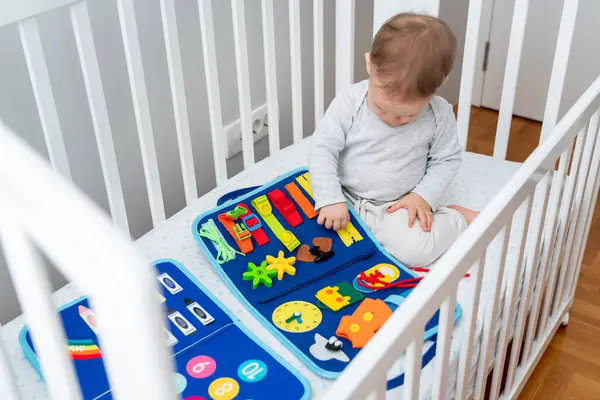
[{"x1": 1, "y1": 138, "x2": 535, "y2": 399}]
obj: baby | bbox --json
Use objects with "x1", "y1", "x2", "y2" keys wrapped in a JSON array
[{"x1": 309, "y1": 13, "x2": 478, "y2": 267}]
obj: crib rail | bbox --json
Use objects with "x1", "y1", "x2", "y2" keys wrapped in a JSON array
[
  {"x1": 327, "y1": 0, "x2": 599, "y2": 397},
  {"x1": 4, "y1": 0, "x2": 335, "y2": 237},
  {"x1": 0, "y1": 121, "x2": 176, "y2": 399},
  {"x1": 325, "y1": 72, "x2": 600, "y2": 399}
]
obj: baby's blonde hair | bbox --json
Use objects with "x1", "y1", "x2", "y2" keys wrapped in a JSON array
[{"x1": 370, "y1": 13, "x2": 456, "y2": 100}]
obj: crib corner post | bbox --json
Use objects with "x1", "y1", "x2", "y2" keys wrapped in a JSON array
[{"x1": 561, "y1": 311, "x2": 570, "y2": 327}]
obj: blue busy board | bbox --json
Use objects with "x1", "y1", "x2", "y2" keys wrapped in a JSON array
[
  {"x1": 19, "y1": 259, "x2": 310, "y2": 400},
  {"x1": 193, "y1": 168, "x2": 463, "y2": 388}
]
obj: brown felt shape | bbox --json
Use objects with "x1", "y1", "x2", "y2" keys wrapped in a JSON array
[
  {"x1": 313, "y1": 237, "x2": 332, "y2": 252},
  {"x1": 297, "y1": 245, "x2": 316, "y2": 262}
]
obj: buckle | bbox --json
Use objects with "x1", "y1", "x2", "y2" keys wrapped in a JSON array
[
  {"x1": 233, "y1": 224, "x2": 251, "y2": 240},
  {"x1": 226, "y1": 205, "x2": 248, "y2": 219},
  {"x1": 242, "y1": 213, "x2": 262, "y2": 232}
]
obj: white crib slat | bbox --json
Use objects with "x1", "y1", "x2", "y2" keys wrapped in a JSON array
[
  {"x1": 159, "y1": 0, "x2": 198, "y2": 205},
  {"x1": 2, "y1": 227, "x2": 82, "y2": 400},
  {"x1": 474, "y1": 223, "x2": 511, "y2": 400},
  {"x1": 19, "y1": 19, "x2": 72, "y2": 182},
  {"x1": 431, "y1": 292, "x2": 457, "y2": 400},
  {"x1": 289, "y1": 0, "x2": 303, "y2": 144},
  {"x1": 314, "y1": 0, "x2": 324, "y2": 124},
  {"x1": 231, "y1": 0, "x2": 255, "y2": 167},
  {"x1": 567, "y1": 145, "x2": 600, "y2": 305},
  {"x1": 560, "y1": 115, "x2": 600, "y2": 284},
  {"x1": 456, "y1": 0, "x2": 483, "y2": 149},
  {"x1": 516, "y1": 1, "x2": 581, "y2": 353},
  {"x1": 550, "y1": 121, "x2": 594, "y2": 317},
  {"x1": 116, "y1": 0, "x2": 165, "y2": 226},
  {"x1": 541, "y1": 121, "x2": 594, "y2": 329},
  {"x1": 335, "y1": 0, "x2": 355, "y2": 93},
  {"x1": 493, "y1": 0, "x2": 530, "y2": 160},
  {"x1": 455, "y1": 253, "x2": 485, "y2": 400},
  {"x1": 489, "y1": 195, "x2": 534, "y2": 399},
  {"x1": 198, "y1": 0, "x2": 228, "y2": 183},
  {"x1": 539, "y1": 0, "x2": 580, "y2": 142},
  {"x1": 505, "y1": 173, "x2": 553, "y2": 387},
  {"x1": 562, "y1": 115, "x2": 600, "y2": 303},
  {"x1": 0, "y1": 333, "x2": 20, "y2": 400},
  {"x1": 261, "y1": 0, "x2": 280, "y2": 156},
  {"x1": 523, "y1": 119, "x2": 588, "y2": 359},
  {"x1": 404, "y1": 336, "x2": 424, "y2": 400},
  {"x1": 70, "y1": 2, "x2": 130, "y2": 236},
  {"x1": 519, "y1": 145, "x2": 572, "y2": 346}
]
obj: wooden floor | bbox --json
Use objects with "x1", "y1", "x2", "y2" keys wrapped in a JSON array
[{"x1": 464, "y1": 107, "x2": 600, "y2": 399}]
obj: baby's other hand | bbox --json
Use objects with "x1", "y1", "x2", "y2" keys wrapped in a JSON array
[
  {"x1": 387, "y1": 193, "x2": 433, "y2": 232},
  {"x1": 317, "y1": 202, "x2": 350, "y2": 231}
]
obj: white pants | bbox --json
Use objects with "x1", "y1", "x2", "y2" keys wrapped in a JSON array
[{"x1": 347, "y1": 192, "x2": 468, "y2": 267}]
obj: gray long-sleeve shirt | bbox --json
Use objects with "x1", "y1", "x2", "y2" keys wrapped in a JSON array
[{"x1": 308, "y1": 80, "x2": 462, "y2": 211}]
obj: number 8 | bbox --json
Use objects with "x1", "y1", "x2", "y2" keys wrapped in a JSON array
[{"x1": 215, "y1": 382, "x2": 233, "y2": 396}]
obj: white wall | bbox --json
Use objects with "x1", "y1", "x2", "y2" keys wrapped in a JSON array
[
  {"x1": 437, "y1": 0, "x2": 469, "y2": 104},
  {"x1": 0, "y1": 0, "x2": 373, "y2": 324}
]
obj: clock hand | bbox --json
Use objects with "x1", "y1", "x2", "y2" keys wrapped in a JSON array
[{"x1": 285, "y1": 311, "x2": 302, "y2": 323}]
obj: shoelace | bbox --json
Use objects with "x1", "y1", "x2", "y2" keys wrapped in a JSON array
[
  {"x1": 410, "y1": 266, "x2": 470, "y2": 278},
  {"x1": 199, "y1": 219, "x2": 244, "y2": 264},
  {"x1": 357, "y1": 267, "x2": 470, "y2": 291},
  {"x1": 357, "y1": 271, "x2": 423, "y2": 290}
]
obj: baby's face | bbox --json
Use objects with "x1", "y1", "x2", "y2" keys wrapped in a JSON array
[{"x1": 367, "y1": 76, "x2": 433, "y2": 128}]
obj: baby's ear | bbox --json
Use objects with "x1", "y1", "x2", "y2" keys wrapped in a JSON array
[{"x1": 365, "y1": 53, "x2": 371, "y2": 76}]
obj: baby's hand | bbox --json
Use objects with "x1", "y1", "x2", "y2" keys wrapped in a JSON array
[
  {"x1": 387, "y1": 193, "x2": 433, "y2": 232},
  {"x1": 317, "y1": 202, "x2": 350, "y2": 231}
]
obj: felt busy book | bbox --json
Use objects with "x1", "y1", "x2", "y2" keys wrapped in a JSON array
[
  {"x1": 19, "y1": 259, "x2": 310, "y2": 400},
  {"x1": 192, "y1": 168, "x2": 463, "y2": 388}
]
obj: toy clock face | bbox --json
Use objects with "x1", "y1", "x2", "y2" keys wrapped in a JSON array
[{"x1": 272, "y1": 301, "x2": 322, "y2": 333}]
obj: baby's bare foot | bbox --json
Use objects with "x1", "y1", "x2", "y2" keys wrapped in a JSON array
[{"x1": 448, "y1": 205, "x2": 480, "y2": 224}]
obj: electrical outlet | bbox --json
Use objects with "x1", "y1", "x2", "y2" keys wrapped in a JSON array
[{"x1": 225, "y1": 104, "x2": 268, "y2": 159}]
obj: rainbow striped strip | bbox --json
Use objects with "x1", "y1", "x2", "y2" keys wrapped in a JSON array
[{"x1": 67, "y1": 339, "x2": 102, "y2": 360}]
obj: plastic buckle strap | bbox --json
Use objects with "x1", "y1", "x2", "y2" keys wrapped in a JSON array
[
  {"x1": 233, "y1": 223, "x2": 251, "y2": 240},
  {"x1": 241, "y1": 213, "x2": 262, "y2": 232},
  {"x1": 226, "y1": 205, "x2": 248, "y2": 219}
]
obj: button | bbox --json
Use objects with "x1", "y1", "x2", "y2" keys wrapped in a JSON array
[
  {"x1": 208, "y1": 377, "x2": 240, "y2": 400},
  {"x1": 280, "y1": 231, "x2": 292, "y2": 242},
  {"x1": 238, "y1": 359, "x2": 268, "y2": 383},
  {"x1": 174, "y1": 373, "x2": 187, "y2": 394},
  {"x1": 187, "y1": 355, "x2": 217, "y2": 379},
  {"x1": 363, "y1": 312, "x2": 373, "y2": 321},
  {"x1": 350, "y1": 323, "x2": 360, "y2": 332}
]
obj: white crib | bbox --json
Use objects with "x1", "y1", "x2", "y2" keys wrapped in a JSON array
[{"x1": 1, "y1": 0, "x2": 598, "y2": 399}]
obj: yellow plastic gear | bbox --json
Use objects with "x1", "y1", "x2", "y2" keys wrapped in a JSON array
[{"x1": 266, "y1": 250, "x2": 297, "y2": 280}]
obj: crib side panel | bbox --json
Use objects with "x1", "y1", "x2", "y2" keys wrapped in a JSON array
[
  {"x1": 323, "y1": 71, "x2": 600, "y2": 399},
  {"x1": 0, "y1": 121, "x2": 177, "y2": 399}
]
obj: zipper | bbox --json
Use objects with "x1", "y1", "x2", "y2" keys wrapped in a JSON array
[{"x1": 259, "y1": 247, "x2": 375, "y2": 304}]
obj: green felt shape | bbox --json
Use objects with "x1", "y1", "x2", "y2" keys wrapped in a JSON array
[
  {"x1": 336, "y1": 281, "x2": 365, "y2": 304},
  {"x1": 243, "y1": 261, "x2": 277, "y2": 289},
  {"x1": 316, "y1": 281, "x2": 364, "y2": 309}
]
